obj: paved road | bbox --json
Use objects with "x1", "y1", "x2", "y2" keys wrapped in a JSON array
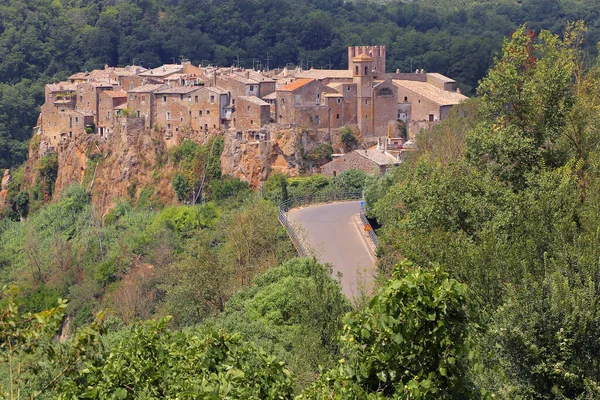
[{"x1": 287, "y1": 201, "x2": 376, "y2": 298}]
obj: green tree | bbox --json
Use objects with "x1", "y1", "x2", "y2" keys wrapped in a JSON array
[
  {"x1": 466, "y1": 23, "x2": 583, "y2": 187},
  {"x1": 301, "y1": 261, "x2": 482, "y2": 399}
]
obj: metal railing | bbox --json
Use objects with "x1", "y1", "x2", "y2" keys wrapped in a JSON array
[
  {"x1": 360, "y1": 203, "x2": 380, "y2": 248},
  {"x1": 278, "y1": 190, "x2": 379, "y2": 255}
]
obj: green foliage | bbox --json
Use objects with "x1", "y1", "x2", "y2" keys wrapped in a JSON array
[
  {"x1": 332, "y1": 169, "x2": 368, "y2": 192},
  {"x1": 218, "y1": 258, "x2": 351, "y2": 389},
  {"x1": 467, "y1": 23, "x2": 583, "y2": 187},
  {"x1": 304, "y1": 143, "x2": 334, "y2": 162},
  {"x1": 263, "y1": 173, "x2": 289, "y2": 204},
  {"x1": 57, "y1": 318, "x2": 295, "y2": 399},
  {"x1": 37, "y1": 152, "x2": 59, "y2": 197},
  {"x1": 209, "y1": 176, "x2": 251, "y2": 201},
  {"x1": 287, "y1": 174, "x2": 331, "y2": 198},
  {"x1": 301, "y1": 261, "x2": 482, "y2": 399},
  {"x1": 340, "y1": 126, "x2": 357, "y2": 149},
  {"x1": 172, "y1": 173, "x2": 190, "y2": 202}
]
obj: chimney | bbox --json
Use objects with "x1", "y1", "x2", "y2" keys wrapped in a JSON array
[
  {"x1": 456, "y1": 87, "x2": 461, "y2": 94},
  {"x1": 396, "y1": 69, "x2": 400, "y2": 74},
  {"x1": 245, "y1": 71, "x2": 250, "y2": 79}
]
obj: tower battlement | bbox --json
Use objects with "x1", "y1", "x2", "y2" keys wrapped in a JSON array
[{"x1": 347, "y1": 45, "x2": 386, "y2": 74}]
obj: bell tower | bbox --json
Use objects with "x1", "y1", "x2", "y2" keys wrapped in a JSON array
[{"x1": 352, "y1": 53, "x2": 374, "y2": 136}]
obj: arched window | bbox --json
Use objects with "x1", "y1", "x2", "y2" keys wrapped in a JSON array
[
  {"x1": 377, "y1": 88, "x2": 394, "y2": 97},
  {"x1": 364, "y1": 66, "x2": 368, "y2": 75}
]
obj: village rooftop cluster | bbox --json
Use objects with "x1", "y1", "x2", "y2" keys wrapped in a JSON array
[{"x1": 38, "y1": 46, "x2": 467, "y2": 175}]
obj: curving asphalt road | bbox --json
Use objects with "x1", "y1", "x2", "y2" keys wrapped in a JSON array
[{"x1": 287, "y1": 201, "x2": 376, "y2": 298}]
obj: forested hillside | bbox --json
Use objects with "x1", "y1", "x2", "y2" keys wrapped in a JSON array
[{"x1": 1, "y1": 0, "x2": 600, "y2": 168}]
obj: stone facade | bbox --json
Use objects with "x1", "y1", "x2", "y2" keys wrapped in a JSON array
[{"x1": 36, "y1": 46, "x2": 467, "y2": 158}]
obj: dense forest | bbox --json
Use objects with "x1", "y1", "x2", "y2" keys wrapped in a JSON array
[{"x1": 2, "y1": 0, "x2": 600, "y2": 167}]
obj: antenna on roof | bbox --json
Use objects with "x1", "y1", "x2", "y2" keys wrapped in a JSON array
[
  {"x1": 265, "y1": 52, "x2": 273, "y2": 71},
  {"x1": 235, "y1": 55, "x2": 242, "y2": 69},
  {"x1": 171, "y1": 57, "x2": 176, "y2": 65}
]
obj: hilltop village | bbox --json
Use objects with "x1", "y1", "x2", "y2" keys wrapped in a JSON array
[{"x1": 37, "y1": 45, "x2": 467, "y2": 181}]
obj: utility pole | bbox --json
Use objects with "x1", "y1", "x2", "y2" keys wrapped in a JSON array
[{"x1": 235, "y1": 55, "x2": 242, "y2": 69}]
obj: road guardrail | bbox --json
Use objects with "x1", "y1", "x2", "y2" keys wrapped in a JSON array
[{"x1": 277, "y1": 190, "x2": 379, "y2": 255}]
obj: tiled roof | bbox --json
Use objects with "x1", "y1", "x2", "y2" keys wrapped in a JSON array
[
  {"x1": 138, "y1": 64, "x2": 183, "y2": 78},
  {"x1": 356, "y1": 147, "x2": 400, "y2": 166},
  {"x1": 238, "y1": 96, "x2": 269, "y2": 106},
  {"x1": 392, "y1": 80, "x2": 467, "y2": 106},
  {"x1": 353, "y1": 53, "x2": 373, "y2": 62},
  {"x1": 277, "y1": 78, "x2": 314, "y2": 92},
  {"x1": 47, "y1": 82, "x2": 77, "y2": 92},
  {"x1": 262, "y1": 92, "x2": 277, "y2": 100},
  {"x1": 295, "y1": 69, "x2": 353, "y2": 80},
  {"x1": 426, "y1": 73, "x2": 455, "y2": 83},
  {"x1": 104, "y1": 90, "x2": 127, "y2": 98},
  {"x1": 127, "y1": 84, "x2": 167, "y2": 93}
]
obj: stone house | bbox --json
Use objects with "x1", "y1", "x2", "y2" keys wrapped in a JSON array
[
  {"x1": 98, "y1": 90, "x2": 128, "y2": 137},
  {"x1": 234, "y1": 96, "x2": 270, "y2": 130},
  {"x1": 127, "y1": 84, "x2": 167, "y2": 130},
  {"x1": 320, "y1": 146, "x2": 400, "y2": 177}
]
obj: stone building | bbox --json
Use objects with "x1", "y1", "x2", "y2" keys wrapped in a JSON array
[
  {"x1": 320, "y1": 146, "x2": 400, "y2": 177},
  {"x1": 36, "y1": 45, "x2": 467, "y2": 157}
]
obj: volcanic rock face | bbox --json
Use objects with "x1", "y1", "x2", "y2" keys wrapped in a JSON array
[{"x1": 23, "y1": 120, "x2": 329, "y2": 214}]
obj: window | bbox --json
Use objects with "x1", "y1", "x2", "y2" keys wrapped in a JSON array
[
  {"x1": 180, "y1": 94, "x2": 184, "y2": 101},
  {"x1": 79, "y1": 95, "x2": 82, "y2": 102},
  {"x1": 206, "y1": 110, "x2": 210, "y2": 115},
  {"x1": 130, "y1": 95, "x2": 133, "y2": 101},
  {"x1": 188, "y1": 96, "x2": 192, "y2": 102},
  {"x1": 163, "y1": 96, "x2": 167, "y2": 102},
  {"x1": 166, "y1": 111, "x2": 171, "y2": 121},
  {"x1": 142, "y1": 95, "x2": 146, "y2": 102},
  {"x1": 247, "y1": 106, "x2": 251, "y2": 111},
  {"x1": 195, "y1": 96, "x2": 198, "y2": 103},
  {"x1": 232, "y1": 99, "x2": 235, "y2": 105},
  {"x1": 137, "y1": 110, "x2": 140, "y2": 117},
  {"x1": 316, "y1": 94, "x2": 320, "y2": 105},
  {"x1": 69, "y1": 131, "x2": 72, "y2": 138},
  {"x1": 314, "y1": 115, "x2": 320, "y2": 125},
  {"x1": 199, "y1": 110, "x2": 203, "y2": 116},
  {"x1": 355, "y1": 66, "x2": 359, "y2": 75},
  {"x1": 167, "y1": 123, "x2": 171, "y2": 130},
  {"x1": 250, "y1": 120, "x2": 254, "y2": 125},
  {"x1": 336, "y1": 114, "x2": 340, "y2": 119},
  {"x1": 418, "y1": 99, "x2": 421, "y2": 103},
  {"x1": 75, "y1": 117, "x2": 78, "y2": 122},
  {"x1": 365, "y1": 99, "x2": 369, "y2": 105},
  {"x1": 347, "y1": 86, "x2": 350, "y2": 91},
  {"x1": 337, "y1": 98, "x2": 342, "y2": 103},
  {"x1": 210, "y1": 95, "x2": 215, "y2": 103},
  {"x1": 365, "y1": 66, "x2": 368, "y2": 75},
  {"x1": 429, "y1": 114, "x2": 434, "y2": 122},
  {"x1": 403, "y1": 96, "x2": 408, "y2": 102},
  {"x1": 107, "y1": 111, "x2": 110, "y2": 120},
  {"x1": 378, "y1": 88, "x2": 393, "y2": 97},
  {"x1": 249, "y1": 85, "x2": 254, "y2": 91}
]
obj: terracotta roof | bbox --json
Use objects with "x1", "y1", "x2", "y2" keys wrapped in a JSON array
[
  {"x1": 238, "y1": 96, "x2": 269, "y2": 106},
  {"x1": 127, "y1": 84, "x2": 167, "y2": 93},
  {"x1": 295, "y1": 69, "x2": 353, "y2": 80},
  {"x1": 47, "y1": 83, "x2": 77, "y2": 92},
  {"x1": 356, "y1": 147, "x2": 400, "y2": 166},
  {"x1": 426, "y1": 73, "x2": 455, "y2": 83},
  {"x1": 353, "y1": 53, "x2": 373, "y2": 62},
  {"x1": 278, "y1": 78, "x2": 314, "y2": 92},
  {"x1": 104, "y1": 90, "x2": 127, "y2": 98},
  {"x1": 114, "y1": 103, "x2": 129, "y2": 110},
  {"x1": 392, "y1": 79, "x2": 468, "y2": 106},
  {"x1": 138, "y1": 64, "x2": 183, "y2": 78}
]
